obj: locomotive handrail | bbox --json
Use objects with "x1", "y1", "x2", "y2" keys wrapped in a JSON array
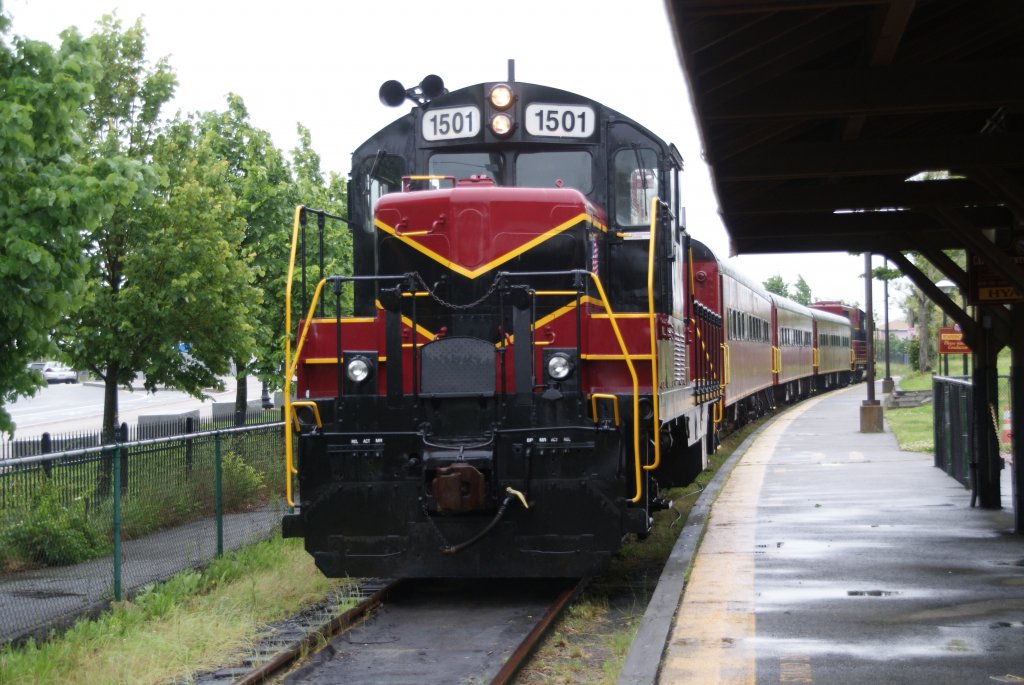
[
  {"x1": 589, "y1": 393, "x2": 621, "y2": 427},
  {"x1": 497, "y1": 270, "x2": 644, "y2": 502},
  {"x1": 289, "y1": 400, "x2": 324, "y2": 432},
  {"x1": 284, "y1": 205, "x2": 304, "y2": 505},
  {"x1": 582, "y1": 271, "x2": 644, "y2": 504},
  {"x1": 722, "y1": 343, "x2": 731, "y2": 386},
  {"x1": 284, "y1": 257, "x2": 647, "y2": 505},
  {"x1": 284, "y1": 201, "x2": 412, "y2": 506},
  {"x1": 771, "y1": 346, "x2": 781, "y2": 374},
  {"x1": 643, "y1": 196, "x2": 662, "y2": 472}
]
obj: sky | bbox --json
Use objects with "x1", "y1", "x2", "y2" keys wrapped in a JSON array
[{"x1": 5, "y1": 0, "x2": 905, "y2": 320}]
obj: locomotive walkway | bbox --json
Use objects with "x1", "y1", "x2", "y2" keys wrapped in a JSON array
[{"x1": 620, "y1": 382, "x2": 1022, "y2": 685}]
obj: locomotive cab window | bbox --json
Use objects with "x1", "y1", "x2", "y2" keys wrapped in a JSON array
[
  {"x1": 614, "y1": 148, "x2": 659, "y2": 226},
  {"x1": 361, "y1": 153, "x2": 407, "y2": 224},
  {"x1": 428, "y1": 152, "x2": 503, "y2": 184},
  {"x1": 516, "y1": 151, "x2": 592, "y2": 192}
]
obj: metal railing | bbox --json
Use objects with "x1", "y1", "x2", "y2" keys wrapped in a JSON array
[
  {"x1": 933, "y1": 375, "x2": 973, "y2": 487},
  {"x1": 932, "y1": 374, "x2": 1012, "y2": 489},
  {"x1": 0, "y1": 422, "x2": 285, "y2": 646}
]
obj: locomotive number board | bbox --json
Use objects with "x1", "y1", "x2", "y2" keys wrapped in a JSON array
[
  {"x1": 525, "y1": 104, "x2": 596, "y2": 138},
  {"x1": 421, "y1": 106, "x2": 482, "y2": 141}
]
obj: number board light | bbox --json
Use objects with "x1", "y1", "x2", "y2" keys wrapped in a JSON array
[
  {"x1": 525, "y1": 103, "x2": 596, "y2": 138},
  {"x1": 421, "y1": 106, "x2": 482, "y2": 141}
]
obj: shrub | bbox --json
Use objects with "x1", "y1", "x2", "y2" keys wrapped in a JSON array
[
  {"x1": 0, "y1": 487, "x2": 108, "y2": 567},
  {"x1": 221, "y1": 451, "x2": 265, "y2": 512}
]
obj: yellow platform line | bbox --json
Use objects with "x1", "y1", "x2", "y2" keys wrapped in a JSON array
[{"x1": 658, "y1": 397, "x2": 824, "y2": 684}]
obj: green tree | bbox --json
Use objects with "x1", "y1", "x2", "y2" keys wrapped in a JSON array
[
  {"x1": 763, "y1": 274, "x2": 789, "y2": 298},
  {"x1": 281, "y1": 124, "x2": 350, "y2": 380},
  {"x1": 196, "y1": 94, "x2": 292, "y2": 418},
  {"x1": 0, "y1": 19, "x2": 103, "y2": 434},
  {"x1": 792, "y1": 275, "x2": 812, "y2": 305},
  {"x1": 56, "y1": 16, "x2": 255, "y2": 449},
  {"x1": 897, "y1": 255, "x2": 956, "y2": 373}
]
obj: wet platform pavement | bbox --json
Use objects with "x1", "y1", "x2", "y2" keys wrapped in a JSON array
[{"x1": 620, "y1": 383, "x2": 1023, "y2": 684}]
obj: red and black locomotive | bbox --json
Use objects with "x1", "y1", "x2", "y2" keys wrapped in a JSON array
[{"x1": 281, "y1": 72, "x2": 863, "y2": 579}]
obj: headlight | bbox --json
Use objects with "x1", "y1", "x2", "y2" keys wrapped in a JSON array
[
  {"x1": 346, "y1": 357, "x2": 370, "y2": 383},
  {"x1": 489, "y1": 84, "x2": 514, "y2": 110},
  {"x1": 547, "y1": 353, "x2": 574, "y2": 380},
  {"x1": 490, "y1": 113, "x2": 514, "y2": 137}
]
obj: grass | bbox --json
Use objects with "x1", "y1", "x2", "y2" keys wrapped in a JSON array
[
  {"x1": 885, "y1": 403, "x2": 934, "y2": 452},
  {"x1": 0, "y1": 536, "x2": 353, "y2": 685}
]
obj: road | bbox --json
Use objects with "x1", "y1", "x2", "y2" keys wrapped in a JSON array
[{"x1": 4, "y1": 375, "x2": 268, "y2": 441}]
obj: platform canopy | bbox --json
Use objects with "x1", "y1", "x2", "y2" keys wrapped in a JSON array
[
  {"x1": 666, "y1": 0, "x2": 1024, "y2": 531},
  {"x1": 665, "y1": 0, "x2": 1024, "y2": 261}
]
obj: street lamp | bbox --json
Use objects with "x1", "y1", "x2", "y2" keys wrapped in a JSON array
[{"x1": 936, "y1": 279, "x2": 955, "y2": 377}]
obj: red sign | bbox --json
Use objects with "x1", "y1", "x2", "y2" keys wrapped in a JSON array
[{"x1": 938, "y1": 326, "x2": 971, "y2": 355}]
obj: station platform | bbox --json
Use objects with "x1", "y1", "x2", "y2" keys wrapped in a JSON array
[{"x1": 620, "y1": 383, "x2": 1023, "y2": 685}]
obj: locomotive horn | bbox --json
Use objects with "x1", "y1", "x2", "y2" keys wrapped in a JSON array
[
  {"x1": 379, "y1": 79, "x2": 407, "y2": 107},
  {"x1": 419, "y1": 74, "x2": 445, "y2": 99}
]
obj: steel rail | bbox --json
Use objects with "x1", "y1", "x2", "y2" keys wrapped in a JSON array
[
  {"x1": 489, "y1": 579, "x2": 584, "y2": 685},
  {"x1": 231, "y1": 579, "x2": 403, "y2": 685}
]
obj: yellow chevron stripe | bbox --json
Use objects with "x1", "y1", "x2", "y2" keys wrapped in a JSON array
[{"x1": 374, "y1": 213, "x2": 597, "y2": 279}]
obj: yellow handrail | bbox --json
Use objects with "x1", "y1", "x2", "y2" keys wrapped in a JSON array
[
  {"x1": 813, "y1": 347, "x2": 820, "y2": 369},
  {"x1": 583, "y1": 271, "x2": 644, "y2": 503},
  {"x1": 284, "y1": 206, "x2": 304, "y2": 507},
  {"x1": 771, "y1": 346, "x2": 781, "y2": 374},
  {"x1": 589, "y1": 393, "x2": 621, "y2": 427},
  {"x1": 722, "y1": 343, "x2": 731, "y2": 385},
  {"x1": 289, "y1": 400, "x2": 323, "y2": 433},
  {"x1": 643, "y1": 197, "x2": 662, "y2": 472},
  {"x1": 282, "y1": 206, "x2": 647, "y2": 504},
  {"x1": 288, "y1": 279, "x2": 331, "y2": 383},
  {"x1": 283, "y1": 206, "x2": 345, "y2": 508}
]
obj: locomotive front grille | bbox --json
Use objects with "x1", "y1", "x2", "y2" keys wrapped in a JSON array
[{"x1": 420, "y1": 336, "x2": 496, "y2": 397}]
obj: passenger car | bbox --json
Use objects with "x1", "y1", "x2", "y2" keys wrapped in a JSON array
[{"x1": 29, "y1": 361, "x2": 77, "y2": 384}]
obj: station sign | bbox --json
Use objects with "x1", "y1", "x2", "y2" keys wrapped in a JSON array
[
  {"x1": 938, "y1": 326, "x2": 971, "y2": 355},
  {"x1": 967, "y1": 252, "x2": 1024, "y2": 304}
]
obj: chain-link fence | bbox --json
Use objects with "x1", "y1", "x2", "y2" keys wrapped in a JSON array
[{"x1": 0, "y1": 423, "x2": 286, "y2": 646}]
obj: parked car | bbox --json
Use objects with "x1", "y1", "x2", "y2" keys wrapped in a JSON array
[{"x1": 29, "y1": 361, "x2": 78, "y2": 384}]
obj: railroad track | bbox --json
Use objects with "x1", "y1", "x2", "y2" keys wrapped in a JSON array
[{"x1": 187, "y1": 577, "x2": 581, "y2": 685}]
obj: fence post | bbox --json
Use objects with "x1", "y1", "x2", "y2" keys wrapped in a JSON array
[
  {"x1": 184, "y1": 416, "x2": 195, "y2": 476},
  {"x1": 41, "y1": 432, "x2": 53, "y2": 478},
  {"x1": 112, "y1": 444, "x2": 122, "y2": 601},
  {"x1": 214, "y1": 431, "x2": 224, "y2": 557},
  {"x1": 118, "y1": 422, "x2": 129, "y2": 495}
]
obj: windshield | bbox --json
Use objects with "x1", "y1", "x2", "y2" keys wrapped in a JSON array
[
  {"x1": 428, "y1": 153, "x2": 502, "y2": 183},
  {"x1": 516, "y1": 151, "x2": 592, "y2": 192}
]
